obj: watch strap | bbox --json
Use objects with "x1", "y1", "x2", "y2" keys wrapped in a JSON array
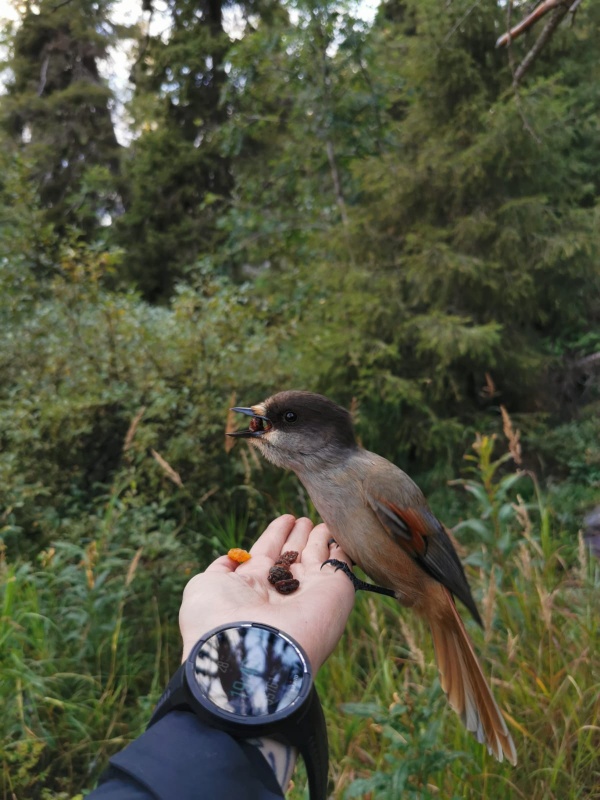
[
  {"x1": 147, "y1": 663, "x2": 189, "y2": 728},
  {"x1": 289, "y1": 683, "x2": 328, "y2": 800}
]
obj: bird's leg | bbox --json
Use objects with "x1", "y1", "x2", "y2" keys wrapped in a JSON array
[
  {"x1": 327, "y1": 537, "x2": 357, "y2": 567},
  {"x1": 321, "y1": 559, "x2": 396, "y2": 598}
]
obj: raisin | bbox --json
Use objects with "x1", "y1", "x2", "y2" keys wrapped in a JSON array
[
  {"x1": 275, "y1": 551, "x2": 298, "y2": 566},
  {"x1": 274, "y1": 578, "x2": 300, "y2": 595},
  {"x1": 268, "y1": 565, "x2": 292, "y2": 585}
]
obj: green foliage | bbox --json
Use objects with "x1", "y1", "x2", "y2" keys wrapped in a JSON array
[
  {"x1": 314, "y1": 432, "x2": 599, "y2": 800},
  {"x1": 338, "y1": 1, "x2": 600, "y2": 434},
  {"x1": 451, "y1": 432, "x2": 530, "y2": 560},
  {"x1": 1, "y1": 0, "x2": 124, "y2": 238},
  {"x1": 2, "y1": 0, "x2": 600, "y2": 797},
  {"x1": 0, "y1": 144, "x2": 58, "y2": 285},
  {"x1": 0, "y1": 498, "x2": 183, "y2": 796},
  {"x1": 209, "y1": 0, "x2": 600, "y2": 470},
  {"x1": 0, "y1": 243, "x2": 298, "y2": 560},
  {"x1": 533, "y1": 412, "x2": 600, "y2": 485},
  {"x1": 118, "y1": 0, "x2": 236, "y2": 298},
  {"x1": 342, "y1": 686, "x2": 462, "y2": 799}
]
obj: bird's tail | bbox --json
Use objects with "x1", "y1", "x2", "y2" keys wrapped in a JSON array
[{"x1": 426, "y1": 587, "x2": 517, "y2": 765}]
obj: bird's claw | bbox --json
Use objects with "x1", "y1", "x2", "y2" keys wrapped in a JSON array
[
  {"x1": 320, "y1": 559, "x2": 396, "y2": 597},
  {"x1": 321, "y1": 557, "x2": 350, "y2": 575}
]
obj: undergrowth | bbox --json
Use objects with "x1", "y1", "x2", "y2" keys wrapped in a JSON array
[{"x1": 1, "y1": 424, "x2": 599, "y2": 799}]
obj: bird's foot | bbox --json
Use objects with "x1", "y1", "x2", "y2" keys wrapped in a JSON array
[
  {"x1": 326, "y1": 538, "x2": 356, "y2": 566},
  {"x1": 321, "y1": 559, "x2": 396, "y2": 598}
]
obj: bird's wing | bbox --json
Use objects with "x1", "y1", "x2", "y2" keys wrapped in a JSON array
[{"x1": 365, "y1": 488, "x2": 483, "y2": 627}]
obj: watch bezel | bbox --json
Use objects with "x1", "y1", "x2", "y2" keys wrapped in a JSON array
[{"x1": 184, "y1": 621, "x2": 313, "y2": 731}]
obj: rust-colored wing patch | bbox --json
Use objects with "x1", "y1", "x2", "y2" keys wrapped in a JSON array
[
  {"x1": 372, "y1": 497, "x2": 432, "y2": 557},
  {"x1": 367, "y1": 493, "x2": 483, "y2": 627}
]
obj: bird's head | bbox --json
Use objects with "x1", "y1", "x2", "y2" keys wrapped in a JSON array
[{"x1": 228, "y1": 391, "x2": 357, "y2": 471}]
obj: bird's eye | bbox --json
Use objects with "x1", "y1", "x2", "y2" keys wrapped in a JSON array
[{"x1": 284, "y1": 410, "x2": 298, "y2": 423}]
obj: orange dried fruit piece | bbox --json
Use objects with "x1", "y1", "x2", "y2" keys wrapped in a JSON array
[{"x1": 228, "y1": 548, "x2": 252, "y2": 563}]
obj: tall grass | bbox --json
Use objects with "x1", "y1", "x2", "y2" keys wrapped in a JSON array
[
  {"x1": 1, "y1": 427, "x2": 599, "y2": 799},
  {"x1": 314, "y1": 430, "x2": 600, "y2": 799},
  {"x1": 0, "y1": 488, "x2": 185, "y2": 799}
]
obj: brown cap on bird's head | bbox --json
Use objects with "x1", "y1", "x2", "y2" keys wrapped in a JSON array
[{"x1": 228, "y1": 391, "x2": 358, "y2": 468}]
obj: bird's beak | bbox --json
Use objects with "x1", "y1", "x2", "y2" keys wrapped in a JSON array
[{"x1": 227, "y1": 406, "x2": 272, "y2": 438}]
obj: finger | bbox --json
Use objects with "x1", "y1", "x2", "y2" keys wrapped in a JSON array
[
  {"x1": 204, "y1": 554, "x2": 238, "y2": 574},
  {"x1": 280, "y1": 517, "x2": 314, "y2": 561},
  {"x1": 302, "y1": 523, "x2": 352, "y2": 568},
  {"x1": 249, "y1": 515, "x2": 297, "y2": 560}
]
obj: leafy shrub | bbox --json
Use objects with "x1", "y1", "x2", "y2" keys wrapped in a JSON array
[{"x1": 0, "y1": 247, "x2": 299, "y2": 560}]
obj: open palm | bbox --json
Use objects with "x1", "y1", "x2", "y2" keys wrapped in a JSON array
[{"x1": 179, "y1": 515, "x2": 356, "y2": 671}]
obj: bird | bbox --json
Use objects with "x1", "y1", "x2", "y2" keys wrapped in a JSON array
[{"x1": 228, "y1": 390, "x2": 517, "y2": 765}]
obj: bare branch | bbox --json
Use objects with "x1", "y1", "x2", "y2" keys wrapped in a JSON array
[
  {"x1": 513, "y1": 4, "x2": 571, "y2": 84},
  {"x1": 442, "y1": 0, "x2": 485, "y2": 44},
  {"x1": 51, "y1": 0, "x2": 76, "y2": 10},
  {"x1": 496, "y1": 0, "x2": 566, "y2": 48},
  {"x1": 506, "y1": 1, "x2": 542, "y2": 142},
  {"x1": 38, "y1": 54, "x2": 49, "y2": 96}
]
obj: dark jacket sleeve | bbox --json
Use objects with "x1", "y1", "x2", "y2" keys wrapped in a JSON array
[{"x1": 87, "y1": 710, "x2": 285, "y2": 800}]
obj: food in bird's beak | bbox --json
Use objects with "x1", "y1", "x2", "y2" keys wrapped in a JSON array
[
  {"x1": 249, "y1": 416, "x2": 272, "y2": 433},
  {"x1": 228, "y1": 406, "x2": 272, "y2": 438}
]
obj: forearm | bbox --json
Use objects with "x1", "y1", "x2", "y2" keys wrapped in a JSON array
[
  {"x1": 88, "y1": 711, "x2": 285, "y2": 800},
  {"x1": 247, "y1": 738, "x2": 298, "y2": 794}
]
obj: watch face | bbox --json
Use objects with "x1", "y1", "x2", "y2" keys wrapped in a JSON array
[{"x1": 189, "y1": 624, "x2": 309, "y2": 719}]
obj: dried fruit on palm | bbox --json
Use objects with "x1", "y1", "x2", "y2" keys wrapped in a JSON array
[
  {"x1": 274, "y1": 578, "x2": 300, "y2": 594},
  {"x1": 228, "y1": 548, "x2": 252, "y2": 563},
  {"x1": 275, "y1": 551, "x2": 299, "y2": 566},
  {"x1": 268, "y1": 565, "x2": 292, "y2": 585},
  {"x1": 268, "y1": 551, "x2": 300, "y2": 594}
]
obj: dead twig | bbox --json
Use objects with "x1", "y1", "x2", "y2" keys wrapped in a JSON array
[
  {"x1": 150, "y1": 449, "x2": 183, "y2": 488},
  {"x1": 496, "y1": 0, "x2": 566, "y2": 48},
  {"x1": 224, "y1": 392, "x2": 238, "y2": 454},
  {"x1": 505, "y1": 1, "x2": 542, "y2": 142},
  {"x1": 496, "y1": 0, "x2": 580, "y2": 86},
  {"x1": 513, "y1": 4, "x2": 571, "y2": 84},
  {"x1": 123, "y1": 406, "x2": 147, "y2": 455}
]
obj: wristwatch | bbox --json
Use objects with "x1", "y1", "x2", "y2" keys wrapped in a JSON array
[{"x1": 147, "y1": 622, "x2": 329, "y2": 800}]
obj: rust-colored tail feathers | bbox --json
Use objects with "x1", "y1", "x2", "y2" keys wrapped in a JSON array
[{"x1": 428, "y1": 588, "x2": 517, "y2": 765}]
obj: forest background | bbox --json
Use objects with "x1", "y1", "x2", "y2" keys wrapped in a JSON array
[{"x1": 1, "y1": 0, "x2": 599, "y2": 797}]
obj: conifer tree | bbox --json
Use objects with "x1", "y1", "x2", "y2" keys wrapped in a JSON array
[
  {"x1": 230, "y1": 0, "x2": 600, "y2": 466},
  {"x1": 118, "y1": 0, "x2": 237, "y2": 299},
  {"x1": 310, "y1": 0, "x2": 600, "y2": 462},
  {"x1": 2, "y1": 0, "x2": 123, "y2": 240},
  {"x1": 216, "y1": 0, "x2": 381, "y2": 277}
]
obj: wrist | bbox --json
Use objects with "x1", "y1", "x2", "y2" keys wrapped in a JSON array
[
  {"x1": 153, "y1": 621, "x2": 329, "y2": 800},
  {"x1": 246, "y1": 738, "x2": 298, "y2": 794}
]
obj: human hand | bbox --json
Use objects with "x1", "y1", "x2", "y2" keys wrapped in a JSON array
[{"x1": 179, "y1": 515, "x2": 355, "y2": 671}]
